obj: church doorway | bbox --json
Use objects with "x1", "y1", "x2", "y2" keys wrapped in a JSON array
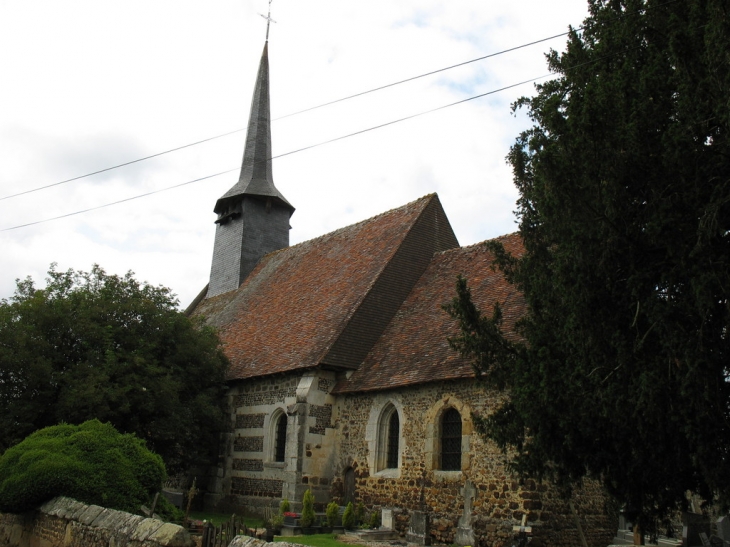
[{"x1": 344, "y1": 467, "x2": 355, "y2": 504}]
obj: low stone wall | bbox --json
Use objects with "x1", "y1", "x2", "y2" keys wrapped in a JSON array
[{"x1": 0, "y1": 496, "x2": 193, "y2": 547}]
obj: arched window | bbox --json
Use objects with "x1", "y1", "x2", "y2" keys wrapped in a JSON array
[
  {"x1": 376, "y1": 404, "x2": 400, "y2": 471},
  {"x1": 441, "y1": 408, "x2": 462, "y2": 471},
  {"x1": 386, "y1": 410, "x2": 399, "y2": 469},
  {"x1": 274, "y1": 412, "x2": 287, "y2": 463}
]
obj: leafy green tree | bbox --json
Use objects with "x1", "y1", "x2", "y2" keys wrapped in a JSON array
[
  {"x1": 0, "y1": 420, "x2": 165, "y2": 513},
  {"x1": 446, "y1": 0, "x2": 730, "y2": 531},
  {"x1": 0, "y1": 264, "x2": 229, "y2": 474}
]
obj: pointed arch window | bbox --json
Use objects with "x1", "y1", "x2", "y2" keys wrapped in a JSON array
[
  {"x1": 274, "y1": 412, "x2": 287, "y2": 463},
  {"x1": 376, "y1": 404, "x2": 401, "y2": 471},
  {"x1": 441, "y1": 408, "x2": 462, "y2": 471},
  {"x1": 386, "y1": 410, "x2": 400, "y2": 469}
]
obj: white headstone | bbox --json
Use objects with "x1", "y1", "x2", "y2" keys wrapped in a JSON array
[{"x1": 382, "y1": 509, "x2": 394, "y2": 530}]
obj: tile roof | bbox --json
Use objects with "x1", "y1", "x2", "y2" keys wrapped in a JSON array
[
  {"x1": 332, "y1": 233, "x2": 525, "y2": 393},
  {"x1": 191, "y1": 194, "x2": 448, "y2": 381}
]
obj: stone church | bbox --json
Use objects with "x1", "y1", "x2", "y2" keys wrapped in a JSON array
[{"x1": 186, "y1": 39, "x2": 615, "y2": 547}]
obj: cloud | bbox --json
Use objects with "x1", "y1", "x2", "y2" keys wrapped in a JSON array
[{"x1": 0, "y1": 0, "x2": 589, "y2": 307}]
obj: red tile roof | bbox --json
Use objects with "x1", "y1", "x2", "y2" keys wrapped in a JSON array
[
  {"x1": 191, "y1": 194, "x2": 447, "y2": 381},
  {"x1": 332, "y1": 233, "x2": 525, "y2": 393}
]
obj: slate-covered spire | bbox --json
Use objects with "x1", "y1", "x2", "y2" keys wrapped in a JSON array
[
  {"x1": 214, "y1": 42, "x2": 294, "y2": 217},
  {"x1": 208, "y1": 40, "x2": 295, "y2": 298}
]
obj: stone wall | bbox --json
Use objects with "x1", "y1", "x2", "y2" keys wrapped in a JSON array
[
  {"x1": 0, "y1": 496, "x2": 193, "y2": 547},
  {"x1": 207, "y1": 369, "x2": 340, "y2": 515},
  {"x1": 208, "y1": 371, "x2": 616, "y2": 547},
  {"x1": 329, "y1": 379, "x2": 617, "y2": 547}
]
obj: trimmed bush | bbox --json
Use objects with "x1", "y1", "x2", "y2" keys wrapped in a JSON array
[
  {"x1": 279, "y1": 498, "x2": 290, "y2": 515},
  {"x1": 0, "y1": 420, "x2": 166, "y2": 514},
  {"x1": 300, "y1": 489, "x2": 315, "y2": 528},
  {"x1": 342, "y1": 502, "x2": 355, "y2": 529},
  {"x1": 355, "y1": 502, "x2": 365, "y2": 526},
  {"x1": 369, "y1": 510, "x2": 380, "y2": 529},
  {"x1": 326, "y1": 500, "x2": 339, "y2": 527}
]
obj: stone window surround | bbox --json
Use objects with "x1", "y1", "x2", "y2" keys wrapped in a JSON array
[
  {"x1": 366, "y1": 396, "x2": 405, "y2": 478},
  {"x1": 424, "y1": 395, "x2": 472, "y2": 477},
  {"x1": 263, "y1": 405, "x2": 289, "y2": 468}
]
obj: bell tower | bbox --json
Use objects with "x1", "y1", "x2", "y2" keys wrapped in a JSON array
[{"x1": 208, "y1": 38, "x2": 294, "y2": 298}]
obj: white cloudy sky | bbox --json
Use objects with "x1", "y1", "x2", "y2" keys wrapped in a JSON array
[{"x1": 0, "y1": 0, "x2": 589, "y2": 308}]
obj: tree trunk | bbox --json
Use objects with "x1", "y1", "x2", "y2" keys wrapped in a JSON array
[{"x1": 633, "y1": 519, "x2": 644, "y2": 545}]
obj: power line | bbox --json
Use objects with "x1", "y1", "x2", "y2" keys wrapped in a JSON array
[
  {"x1": 0, "y1": 169, "x2": 238, "y2": 232},
  {"x1": 0, "y1": 73, "x2": 551, "y2": 233},
  {"x1": 1, "y1": 0, "x2": 680, "y2": 234},
  {"x1": 272, "y1": 30, "x2": 572, "y2": 121},
  {"x1": 0, "y1": 0, "x2": 682, "y2": 205},
  {"x1": 0, "y1": 129, "x2": 246, "y2": 202},
  {"x1": 0, "y1": 36, "x2": 659, "y2": 233},
  {"x1": 0, "y1": 30, "x2": 572, "y2": 203}
]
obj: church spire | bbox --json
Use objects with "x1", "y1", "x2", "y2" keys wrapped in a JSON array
[
  {"x1": 208, "y1": 19, "x2": 295, "y2": 298},
  {"x1": 214, "y1": 41, "x2": 293, "y2": 217}
]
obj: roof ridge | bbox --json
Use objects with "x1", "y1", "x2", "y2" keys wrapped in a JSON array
[
  {"x1": 272, "y1": 193, "x2": 436, "y2": 255},
  {"x1": 432, "y1": 231, "x2": 521, "y2": 257}
]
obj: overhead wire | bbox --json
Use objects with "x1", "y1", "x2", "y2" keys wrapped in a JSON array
[
  {"x1": 0, "y1": 29, "x2": 574, "y2": 203},
  {"x1": 0, "y1": 0, "x2": 682, "y2": 204},
  {"x1": 0, "y1": 0, "x2": 684, "y2": 231},
  {"x1": 0, "y1": 73, "x2": 552, "y2": 232}
]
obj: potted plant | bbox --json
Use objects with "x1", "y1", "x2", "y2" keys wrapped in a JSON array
[
  {"x1": 326, "y1": 501, "x2": 340, "y2": 533},
  {"x1": 267, "y1": 513, "x2": 283, "y2": 540},
  {"x1": 300, "y1": 489, "x2": 316, "y2": 533},
  {"x1": 283, "y1": 511, "x2": 300, "y2": 526},
  {"x1": 342, "y1": 502, "x2": 355, "y2": 530}
]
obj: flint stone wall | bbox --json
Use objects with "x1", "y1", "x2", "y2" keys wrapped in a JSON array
[
  {"x1": 0, "y1": 496, "x2": 193, "y2": 547},
  {"x1": 330, "y1": 379, "x2": 617, "y2": 547}
]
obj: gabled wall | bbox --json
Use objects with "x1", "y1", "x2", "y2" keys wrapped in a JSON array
[{"x1": 322, "y1": 195, "x2": 458, "y2": 369}]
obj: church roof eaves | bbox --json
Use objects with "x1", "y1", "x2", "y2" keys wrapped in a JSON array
[{"x1": 331, "y1": 232, "x2": 525, "y2": 394}]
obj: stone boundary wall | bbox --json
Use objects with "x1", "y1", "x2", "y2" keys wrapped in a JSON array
[
  {"x1": 0, "y1": 496, "x2": 193, "y2": 547},
  {"x1": 228, "y1": 537, "x2": 304, "y2": 547}
]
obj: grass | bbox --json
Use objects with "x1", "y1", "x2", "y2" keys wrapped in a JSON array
[
  {"x1": 187, "y1": 510, "x2": 264, "y2": 528},
  {"x1": 274, "y1": 534, "x2": 367, "y2": 547}
]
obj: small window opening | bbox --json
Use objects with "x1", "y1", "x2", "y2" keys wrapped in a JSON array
[
  {"x1": 274, "y1": 413, "x2": 287, "y2": 462},
  {"x1": 441, "y1": 408, "x2": 462, "y2": 471}
]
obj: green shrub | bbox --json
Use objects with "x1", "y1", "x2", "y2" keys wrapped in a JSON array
[
  {"x1": 154, "y1": 495, "x2": 184, "y2": 522},
  {"x1": 326, "y1": 501, "x2": 339, "y2": 527},
  {"x1": 0, "y1": 420, "x2": 166, "y2": 514},
  {"x1": 270, "y1": 513, "x2": 284, "y2": 531},
  {"x1": 342, "y1": 502, "x2": 355, "y2": 529},
  {"x1": 354, "y1": 502, "x2": 365, "y2": 526},
  {"x1": 279, "y1": 498, "x2": 290, "y2": 515},
  {"x1": 368, "y1": 510, "x2": 380, "y2": 529},
  {"x1": 300, "y1": 489, "x2": 315, "y2": 528}
]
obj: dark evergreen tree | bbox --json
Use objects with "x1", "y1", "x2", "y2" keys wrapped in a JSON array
[
  {"x1": 446, "y1": 0, "x2": 730, "y2": 528},
  {"x1": 0, "y1": 265, "x2": 229, "y2": 475}
]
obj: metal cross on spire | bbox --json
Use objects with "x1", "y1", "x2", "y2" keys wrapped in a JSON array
[{"x1": 259, "y1": 0, "x2": 276, "y2": 41}]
